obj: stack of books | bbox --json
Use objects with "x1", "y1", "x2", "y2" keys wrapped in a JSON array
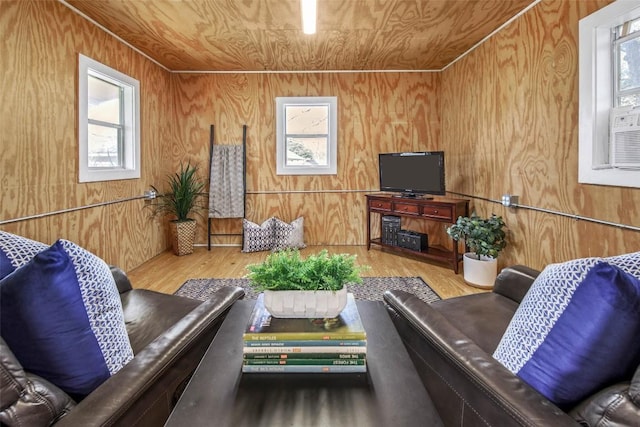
[{"x1": 242, "y1": 293, "x2": 367, "y2": 373}]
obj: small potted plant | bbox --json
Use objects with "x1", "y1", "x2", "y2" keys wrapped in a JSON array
[
  {"x1": 245, "y1": 249, "x2": 368, "y2": 318},
  {"x1": 446, "y1": 212, "x2": 507, "y2": 288},
  {"x1": 149, "y1": 162, "x2": 206, "y2": 256}
]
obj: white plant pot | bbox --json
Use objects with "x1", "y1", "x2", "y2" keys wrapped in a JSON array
[
  {"x1": 263, "y1": 286, "x2": 348, "y2": 318},
  {"x1": 463, "y1": 253, "x2": 498, "y2": 289}
]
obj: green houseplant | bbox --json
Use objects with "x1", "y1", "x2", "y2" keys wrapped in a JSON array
[
  {"x1": 150, "y1": 162, "x2": 206, "y2": 256},
  {"x1": 246, "y1": 249, "x2": 368, "y2": 318},
  {"x1": 446, "y1": 212, "x2": 507, "y2": 288}
]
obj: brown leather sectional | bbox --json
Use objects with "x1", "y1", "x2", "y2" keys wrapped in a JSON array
[
  {"x1": 5, "y1": 263, "x2": 638, "y2": 426},
  {"x1": 1, "y1": 266, "x2": 244, "y2": 426},
  {"x1": 384, "y1": 266, "x2": 640, "y2": 426}
]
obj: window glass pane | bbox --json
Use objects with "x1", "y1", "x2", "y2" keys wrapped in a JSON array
[
  {"x1": 619, "y1": 36, "x2": 640, "y2": 92},
  {"x1": 619, "y1": 93, "x2": 640, "y2": 106},
  {"x1": 617, "y1": 17, "x2": 640, "y2": 38},
  {"x1": 276, "y1": 96, "x2": 337, "y2": 175},
  {"x1": 88, "y1": 75, "x2": 121, "y2": 124},
  {"x1": 88, "y1": 124, "x2": 122, "y2": 168},
  {"x1": 286, "y1": 137, "x2": 328, "y2": 166},
  {"x1": 285, "y1": 105, "x2": 329, "y2": 134}
]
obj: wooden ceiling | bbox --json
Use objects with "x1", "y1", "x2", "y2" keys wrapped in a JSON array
[{"x1": 63, "y1": 0, "x2": 537, "y2": 72}]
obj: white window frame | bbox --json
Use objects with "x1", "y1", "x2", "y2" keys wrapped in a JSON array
[
  {"x1": 579, "y1": 0, "x2": 640, "y2": 188},
  {"x1": 276, "y1": 96, "x2": 338, "y2": 175},
  {"x1": 78, "y1": 54, "x2": 140, "y2": 182}
]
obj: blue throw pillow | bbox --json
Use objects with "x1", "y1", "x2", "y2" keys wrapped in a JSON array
[
  {"x1": 493, "y1": 259, "x2": 640, "y2": 409},
  {"x1": 0, "y1": 239, "x2": 133, "y2": 396},
  {"x1": 606, "y1": 251, "x2": 640, "y2": 277},
  {"x1": 0, "y1": 231, "x2": 48, "y2": 279}
]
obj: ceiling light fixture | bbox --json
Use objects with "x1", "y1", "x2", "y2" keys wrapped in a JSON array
[{"x1": 301, "y1": 0, "x2": 317, "y2": 35}]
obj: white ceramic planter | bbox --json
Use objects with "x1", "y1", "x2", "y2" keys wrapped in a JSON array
[
  {"x1": 463, "y1": 253, "x2": 498, "y2": 289},
  {"x1": 263, "y1": 286, "x2": 348, "y2": 318}
]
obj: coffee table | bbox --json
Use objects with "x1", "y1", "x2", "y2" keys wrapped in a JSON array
[{"x1": 165, "y1": 299, "x2": 443, "y2": 427}]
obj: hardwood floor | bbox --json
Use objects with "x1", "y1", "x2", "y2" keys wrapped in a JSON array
[{"x1": 128, "y1": 245, "x2": 487, "y2": 299}]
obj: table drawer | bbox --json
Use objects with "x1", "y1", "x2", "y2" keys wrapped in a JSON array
[
  {"x1": 421, "y1": 205, "x2": 452, "y2": 220},
  {"x1": 369, "y1": 199, "x2": 392, "y2": 211},
  {"x1": 394, "y1": 203, "x2": 420, "y2": 215}
]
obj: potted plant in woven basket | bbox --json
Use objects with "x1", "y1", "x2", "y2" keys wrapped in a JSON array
[
  {"x1": 149, "y1": 162, "x2": 206, "y2": 256},
  {"x1": 245, "y1": 249, "x2": 369, "y2": 318},
  {"x1": 446, "y1": 212, "x2": 507, "y2": 289}
]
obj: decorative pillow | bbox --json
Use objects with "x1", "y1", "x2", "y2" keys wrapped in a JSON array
[
  {"x1": 0, "y1": 239, "x2": 133, "y2": 397},
  {"x1": 0, "y1": 231, "x2": 48, "y2": 280},
  {"x1": 493, "y1": 259, "x2": 640, "y2": 409},
  {"x1": 605, "y1": 251, "x2": 640, "y2": 278},
  {"x1": 242, "y1": 218, "x2": 274, "y2": 253},
  {"x1": 272, "y1": 217, "x2": 306, "y2": 252}
]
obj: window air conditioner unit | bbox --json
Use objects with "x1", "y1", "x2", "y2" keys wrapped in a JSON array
[{"x1": 610, "y1": 106, "x2": 640, "y2": 170}]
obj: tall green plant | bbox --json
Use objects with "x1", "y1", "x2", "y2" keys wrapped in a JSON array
[
  {"x1": 151, "y1": 162, "x2": 206, "y2": 222},
  {"x1": 446, "y1": 212, "x2": 506, "y2": 260}
]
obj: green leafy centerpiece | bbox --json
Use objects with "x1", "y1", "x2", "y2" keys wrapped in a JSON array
[{"x1": 246, "y1": 249, "x2": 368, "y2": 318}]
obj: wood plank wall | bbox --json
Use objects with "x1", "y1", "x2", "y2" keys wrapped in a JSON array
[
  {"x1": 0, "y1": 0, "x2": 172, "y2": 271},
  {"x1": 442, "y1": 0, "x2": 640, "y2": 271},
  {"x1": 3, "y1": 0, "x2": 638, "y2": 274},
  {"x1": 171, "y1": 72, "x2": 442, "y2": 247}
]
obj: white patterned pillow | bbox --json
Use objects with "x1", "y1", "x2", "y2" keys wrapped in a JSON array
[
  {"x1": 242, "y1": 218, "x2": 274, "y2": 253},
  {"x1": 493, "y1": 256, "x2": 640, "y2": 408},
  {"x1": 0, "y1": 239, "x2": 133, "y2": 396},
  {"x1": 272, "y1": 217, "x2": 306, "y2": 252},
  {"x1": 0, "y1": 231, "x2": 48, "y2": 279}
]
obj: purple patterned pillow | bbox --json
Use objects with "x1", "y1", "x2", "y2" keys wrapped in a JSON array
[
  {"x1": 0, "y1": 239, "x2": 133, "y2": 396},
  {"x1": 493, "y1": 259, "x2": 640, "y2": 408}
]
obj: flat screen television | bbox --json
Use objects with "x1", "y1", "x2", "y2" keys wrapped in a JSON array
[{"x1": 378, "y1": 151, "x2": 445, "y2": 198}]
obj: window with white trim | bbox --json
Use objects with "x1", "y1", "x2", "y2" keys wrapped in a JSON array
[
  {"x1": 614, "y1": 17, "x2": 640, "y2": 107},
  {"x1": 78, "y1": 54, "x2": 140, "y2": 182},
  {"x1": 579, "y1": 1, "x2": 640, "y2": 188},
  {"x1": 276, "y1": 96, "x2": 337, "y2": 175}
]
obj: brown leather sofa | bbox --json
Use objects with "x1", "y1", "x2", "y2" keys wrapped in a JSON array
[
  {"x1": 384, "y1": 265, "x2": 640, "y2": 427},
  {"x1": 1, "y1": 266, "x2": 244, "y2": 427}
]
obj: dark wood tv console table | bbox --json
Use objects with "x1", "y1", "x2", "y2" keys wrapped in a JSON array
[{"x1": 366, "y1": 194, "x2": 469, "y2": 273}]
